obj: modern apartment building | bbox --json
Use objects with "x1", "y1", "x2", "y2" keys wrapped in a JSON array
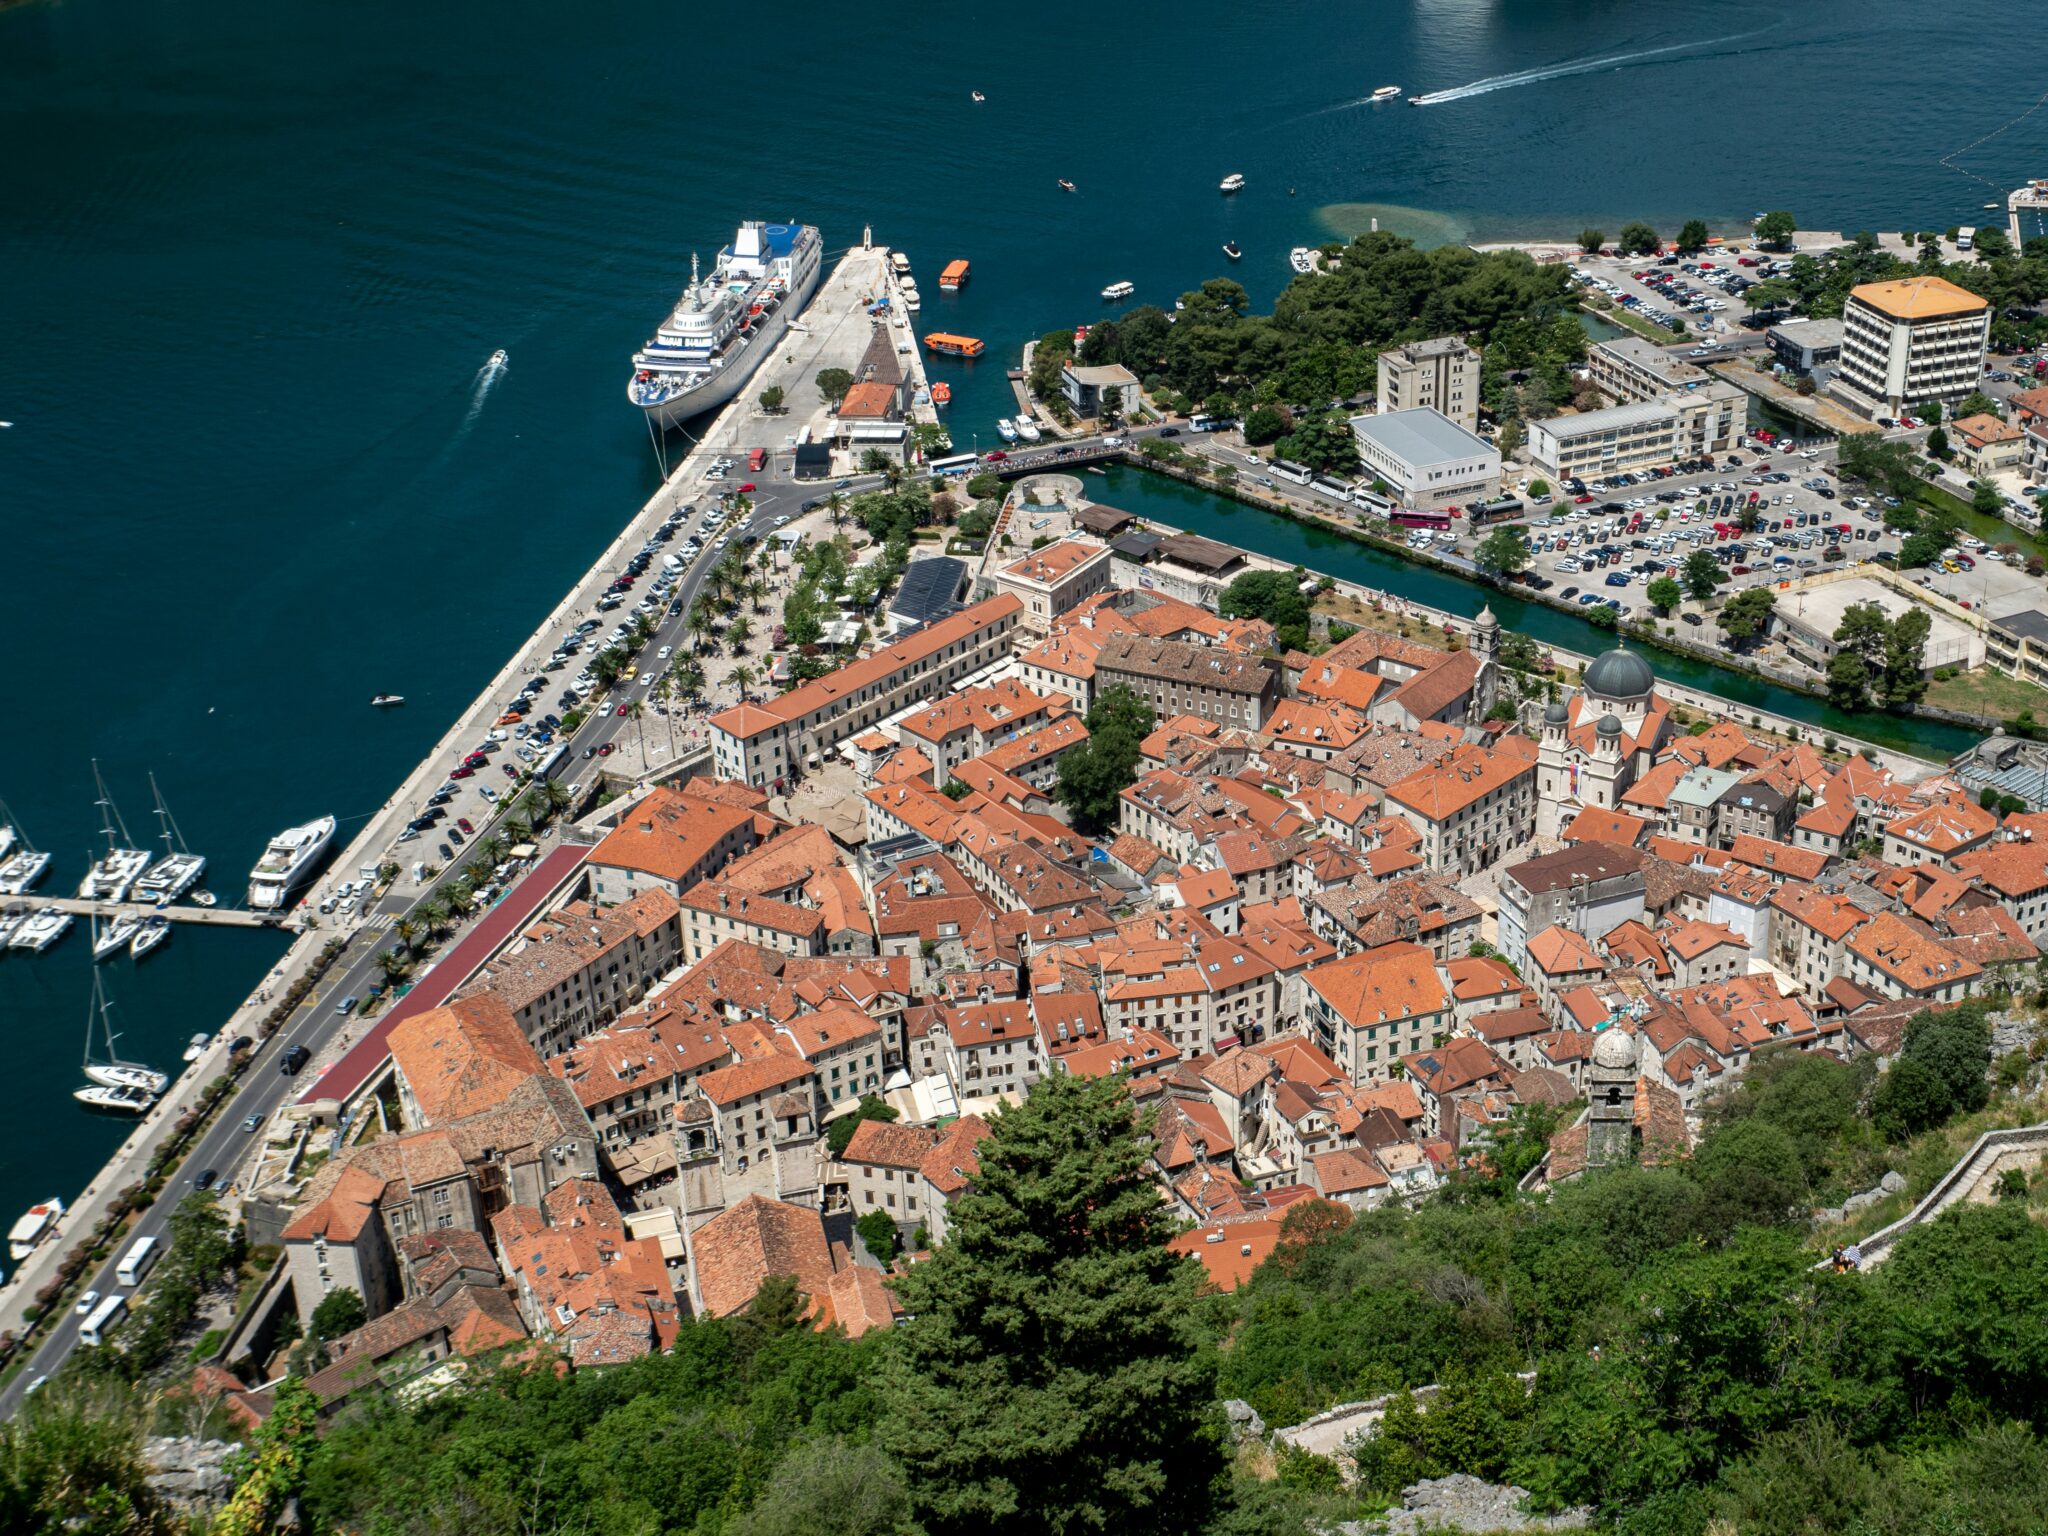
[
  {"x1": 1587, "y1": 336, "x2": 1742, "y2": 458},
  {"x1": 1527, "y1": 400, "x2": 1681, "y2": 480},
  {"x1": 1831, "y1": 276, "x2": 1991, "y2": 419},
  {"x1": 1374, "y1": 338, "x2": 1481, "y2": 431}
]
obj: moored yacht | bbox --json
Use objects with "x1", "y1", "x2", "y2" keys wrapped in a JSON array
[
  {"x1": 1290, "y1": 247, "x2": 1318, "y2": 275},
  {"x1": 8, "y1": 1199, "x2": 64, "y2": 1262},
  {"x1": 11, "y1": 907, "x2": 72, "y2": 952},
  {"x1": 130, "y1": 916, "x2": 171, "y2": 961},
  {"x1": 995, "y1": 417, "x2": 1019, "y2": 443},
  {"x1": 1013, "y1": 415, "x2": 1042, "y2": 443},
  {"x1": 0, "y1": 800, "x2": 50, "y2": 895},
  {"x1": 130, "y1": 773, "x2": 205, "y2": 906},
  {"x1": 81, "y1": 972, "x2": 167, "y2": 1096},
  {"x1": 79, "y1": 761, "x2": 150, "y2": 902},
  {"x1": 628, "y1": 221, "x2": 824, "y2": 429},
  {"x1": 0, "y1": 905, "x2": 26, "y2": 946},
  {"x1": 92, "y1": 911, "x2": 142, "y2": 963},
  {"x1": 248, "y1": 814, "x2": 337, "y2": 910},
  {"x1": 1371, "y1": 85, "x2": 1402, "y2": 100},
  {"x1": 75, "y1": 1082, "x2": 155, "y2": 1115}
]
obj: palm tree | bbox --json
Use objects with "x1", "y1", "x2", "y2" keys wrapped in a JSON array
[
  {"x1": 391, "y1": 916, "x2": 421, "y2": 955},
  {"x1": 444, "y1": 882, "x2": 477, "y2": 918},
  {"x1": 728, "y1": 614, "x2": 754, "y2": 653},
  {"x1": 625, "y1": 700, "x2": 648, "y2": 767},
  {"x1": 591, "y1": 645, "x2": 628, "y2": 686},
  {"x1": 747, "y1": 577, "x2": 768, "y2": 612},
  {"x1": 476, "y1": 833, "x2": 509, "y2": 867},
  {"x1": 652, "y1": 677, "x2": 677, "y2": 758},
  {"x1": 677, "y1": 660, "x2": 705, "y2": 701},
  {"x1": 502, "y1": 814, "x2": 532, "y2": 845},
  {"x1": 826, "y1": 491, "x2": 847, "y2": 528},
  {"x1": 730, "y1": 663, "x2": 756, "y2": 698},
  {"x1": 374, "y1": 949, "x2": 413, "y2": 984},
  {"x1": 540, "y1": 779, "x2": 572, "y2": 815},
  {"x1": 881, "y1": 461, "x2": 906, "y2": 491},
  {"x1": 416, "y1": 895, "x2": 450, "y2": 937},
  {"x1": 630, "y1": 612, "x2": 657, "y2": 646}
]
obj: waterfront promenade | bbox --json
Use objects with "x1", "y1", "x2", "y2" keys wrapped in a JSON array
[{"x1": 0, "y1": 237, "x2": 902, "y2": 1400}]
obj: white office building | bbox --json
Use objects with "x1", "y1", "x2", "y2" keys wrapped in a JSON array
[
  {"x1": 1348, "y1": 408, "x2": 1500, "y2": 512},
  {"x1": 1527, "y1": 400, "x2": 1681, "y2": 480}
]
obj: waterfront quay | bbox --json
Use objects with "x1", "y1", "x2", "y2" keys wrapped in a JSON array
[
  {"x1": 6, "y1": 895, "x2": 281, "y2": 931},
  {"x1": 0, "y1": 235, "x2": 906, "y2": 1403}
]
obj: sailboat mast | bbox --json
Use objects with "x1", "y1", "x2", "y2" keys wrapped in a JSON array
[
  {"x1": 92, "y1": 760, "x2": 117, "y2": 856},
  {"x1": 149, "y1": 772, "x2": 190, "y2": 855},
  {"x1": 0, "y1": 795, "x2": 31, "y2": 855}
]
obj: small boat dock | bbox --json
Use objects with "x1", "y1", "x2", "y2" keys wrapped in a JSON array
[{"x1": 6, "y1": 895, "x2": 284, "y2": 931}]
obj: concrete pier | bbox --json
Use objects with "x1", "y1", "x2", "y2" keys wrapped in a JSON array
[{"x1": 5, "y1": 896, "x2": 281, "y2": 930}]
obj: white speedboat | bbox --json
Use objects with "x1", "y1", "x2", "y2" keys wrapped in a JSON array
[
  {"x1": 182, "y1": 1032, "x2": 211, "y2": 1063},
  {"x1": 92, "y1": 911, "x2": 142, "y2": 963},
  {"x1": 995, "y1": 418, "x2": 1019, "y2": 443},
  {"x1": 1371, "y1": 85, "x2": 1402, "y2": 101},
  {"x1": 131, "y1": 916, "x2": 171, "y2": 961},
  {"x1": 10, "y1": 907, "x2": 72, "y2": 951},
  {"x1": 8, "y1": 1199, "x2": 64, "y2": 1262},
  {"x1": 487, "y1": 349, "x2": 508, "y2": 369},
  {"x1": 1014, "y1": 416, "x2": 1042, "y2": 442},
  {"x1": 371, "y1": 694, "x2": 405, "y2": 707},
  {"x1": 901, "y1": 285, "x2": 921, "y2": 312},
  {"x1": 79, "y1": 762, "x2": 150, "y2": 902},
  {"x1": 1290, "y1": 247, "x2": 1317, "y2": 275},
  {"x1": 190, "y1": 890, "x2": 218, "y2": 908},
  {"x1": 74, "y1": 1082, "x2": 155, "y2": 1114},
  {"x1": 1220, "y1": 173, "x2": 1245, "y2": 193},
  {"x1": 130, "y1": 773, "x2": 205, "y2": 906},
  {"x1": 1101, "y1": 280, "x2": 1134, "y2": 301},
  {"x1": 248, "y1": 814, "x2": 336, "y2": 910}
]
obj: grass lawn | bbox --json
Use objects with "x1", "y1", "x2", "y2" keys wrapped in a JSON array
[
  {"x1": 1923, "y1": 666, "x2": 2048, "y2": 722},
  {"x1": 1312, "y1": 590, "x2": 1458, "y2": 650}
]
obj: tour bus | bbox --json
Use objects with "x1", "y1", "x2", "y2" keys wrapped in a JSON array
[
  {"x1": 746, "y1": 447, "x2": 767, "y2": 473},
  {"x1": 534, "y1": 742, "x2": 570, "y2": 783},
  {"x1": 1188, "y1": 414, "x2": 1234, "y2": 433},
  {"x1": 1310, "y1": 475, "x2": 1354, "y2": 504},
  {"x1": 116, "y1": 1233, "x2": 160, "y2": 1288},
  {"x1": 1390, "y1": 508, "x2": 1454, "y2": 531},
  {"x1": 926, "y1": 452, "x2": 979, "y2": 481},
  {"x1": 1351, "y1": 486, "x2": 1395, "y2": 517},
  {"x1": 78, "y1": 1292, "x2": 127, "y2": 1348},
  {"x1": 1468, "y1": 494, "x2": 1527, "y2": 526},
  {"x1": 1269, "y1": 459, "x2": 1313, "y2": 486}
]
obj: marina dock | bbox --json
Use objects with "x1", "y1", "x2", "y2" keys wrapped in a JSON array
[{"x1": 0, "y1": 895, "x2": 281, "y2": 930}]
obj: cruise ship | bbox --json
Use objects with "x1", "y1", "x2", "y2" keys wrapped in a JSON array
[
  {"x1": 248, "y1": 814, "x2": 336, "y2": 911},
  {"x1": 628, "y1": 221, "x2": 823, "y2": 429}
]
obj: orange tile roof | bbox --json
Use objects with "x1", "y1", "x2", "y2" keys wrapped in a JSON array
[
  {"x1": 1847, "y1": 910, "x2": 1983, "y2": 991},
  {"x1": 1664, "y1": 919, "x2": 1749, "y2": 962},
  {"x1": 588, "y1": 785, "x2": 766, "y2": 885},
  {"x1": 1002, "y1": 537, "x2": 1108, "y2": 583},
  {"x1": 690, "y1": 1195, "x2": 836, "y2": 1319},
  {"x1": 1167, "y1": 1211, "x2": 1289, "y2": 1291},
  {"x1": 1385, "y1": 742, "x2": 1532, "y2": 821},
  {"x1": 389, "y1": 994, "x2": 544, "y2": 1125},
  {"x1": 1527, "y1": 924, "x2": 1605, "y2": 977},
  {"x1": 1562, "y1": 806, "x2": 1648, "y2": 849},
  {"x1": 1850, "y1": 275, "x2": 1990, "y2": 320},
  {"x1": 1302, "y1": 942, "x2": 1449, "y2": 1029}
]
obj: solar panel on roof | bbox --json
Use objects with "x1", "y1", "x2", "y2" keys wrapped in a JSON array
[{"x1": 890, "y1": 557, "x2": 968, "y2": 624}]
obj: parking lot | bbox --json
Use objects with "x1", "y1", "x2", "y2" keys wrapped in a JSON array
[{"x1": 1570, "y1": 246, "x2": 1783, "y2": 346}]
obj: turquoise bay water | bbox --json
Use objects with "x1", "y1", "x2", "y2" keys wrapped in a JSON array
[{"x1": 0, "y1": 0, "x2": 2032, "y2": 1203}]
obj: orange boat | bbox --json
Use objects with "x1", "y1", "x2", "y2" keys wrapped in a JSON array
[
  {"x1": 939, "y1": 259, "x2": 970, "y2": 291},
  {"x1": 925, "y1": 333, "x2": 984, "y2": 358},
  {"x1": 930, "y1": 381, "x2": 952, "y2": 406}
]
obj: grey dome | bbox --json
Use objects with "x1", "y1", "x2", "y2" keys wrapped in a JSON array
[
  {"x1": 1543, "y1": 699, "x2": 1570, "y2": 726},
  {"x1": 1596, "y1": 713, "x2": 1623, "y2": 739},
  {"x1": 1584, "y1": 644, "x2": 1655, "y2": 701},
  {"x1": 1592, "y1": 1028, "x2": 1639, "y2": 1070},
  {"x1": 1475, "y1": 604, "x2": 1499, "y2": 629}
]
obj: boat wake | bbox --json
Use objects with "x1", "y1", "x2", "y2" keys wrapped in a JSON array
[
  {"x1": 460, "y1": 350, "x2": 509, "y2": 429},
  {"x1": 1407, "y1": 30, "x2": 1768, "y2": 106}
]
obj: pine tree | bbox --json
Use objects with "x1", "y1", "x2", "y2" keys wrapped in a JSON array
[{"x1": 877, "y1": 1073, "x2": 1220, "y2": 1533}]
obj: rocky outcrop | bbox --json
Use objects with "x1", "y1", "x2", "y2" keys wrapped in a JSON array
[
  {"x1": 1816, "y1": 1169, "x2": 1907, "y2": 1224},
  {"x1": 1222, "y1": 1398, "x2": 1267, "y2": 1444},
  {"x1": 142, "y1": 1435, "x2": 236, "y2": 1518},
  {"x1": 1340, "y1": 1474, "x2": 1592, "y2": 1534}
]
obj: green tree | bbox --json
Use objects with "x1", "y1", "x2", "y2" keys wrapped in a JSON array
[
  {"x1": 1647, "y1": 575, "x2": 1683, "y2": 613},
  {"x1": 877, "y1": 1073, "x2": 1219, "y2": 1534},
  {"x1": 1882, "y1": 606, "x2": 1932, "y2": 705},
  {"x1": 856, "y1": 1210, "x2": 901, "y2": 1261},
  {"x1": 1872, "y1": 1056, "x2": 1953, "y2": 1141},
  {"x1": 1053, "y1": 686, "x2": 1156, "y2": 835},
  {"x1": 817, "y1": 367, "x2": 855, "y2": 406},
  {"x1": 1926, "y1": 424, "x2": 1950, "y2": 460},
  {"x1": 1958, "y1": 390, "x2": 2004, "y2": 421},
  {"x1": 1717, "y1": 586, "x2": 1776, "y2": 647},
  {"x1": 1274, "y1": 412, "x2": 1360, "y2": 475},
  {"x1": 1682, "y1": 548, "x2": 1723, "y2": 601},
  {"x1": 1899, "y1": 1003, "x2": 1993, "y2": 1117},
  {"x1": 758, "y1": 384, "x2": 785, "y2": 413},
  {"x1": 1826, "y1": 651, "x2": 1871, "y2": 708},
  {"x1": 1754, "y1": 211, "x2": 1797, "y2": 250},
  {"x1": 1678, "y1": 219, "x2": 1711, "y2": 253},
  {"x1": 1496, "y1": 414, "x2": 1525, "y2": 457},
  {"x1": 1242, "y1": 404, "x2": 1288, "y2": 446},
  {"x1": 1973, "y1": 478, "x2": 2006, "y2": 516},
  {"x1": 213, "y1": 1378, "x2": 320, "y2": 1536},
  {"x1": 1474, "y1": 527, "x2": 1530, "y2": 581},
  {"x1": 723, "y1": 1438, "x2": 917, "y2": 1536},
  {"x1": 1219, "y1": 568, "x2": 1313, "y2": 649},
  {"x1": 1618, "y1": 222, "x2": 1662, "y2": 256},
  {"x1": 827, "y1": 1093, "x2": 900, "y2": 1158},
  {"x1": 308, "y1": 1287, "x2": 366, "y2": 1344},
  {"x1": 1577, "y1": 228, "x2": 1606, "y2": 254}
]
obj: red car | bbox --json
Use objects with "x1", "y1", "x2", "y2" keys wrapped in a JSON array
[
  {"x1": 616, "y1": 703, "x2": 630, "y2": 717},
  {"x1": 449, "y1": 766, "x2": 475, "y2": 780},
  {"x1": 457, "y1": 817, "x2": 475, "y2": 835},
  {"x1": 597, "y1": 742, "x2": 614, "y2": 756},
  {"x1": 1573, "y1": 493, "x2": 1594, "y2": 504},
  {"x1": 738, "y1": 481, "x2": 757, "y2": 493},
  {"x1": 983, "y1": 450, "x2": 1008, "y2": 463}
]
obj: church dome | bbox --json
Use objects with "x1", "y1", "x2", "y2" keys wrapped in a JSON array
[
  {"x1": 1543, "y1": 699, "x2": 1569, "y2": 726},
  {"x1": 1596, "y1": 713, "x2": 1623, "y2": 739},
  {"x1": 1592, "y1": 1028, "x2": 1639, "y2": 1071},
  {"x1": 1584, "y1": 644, "x2": 1655, "y2": 702},
  {"x1": 1475, "y1": 604, "x2": 1499, "y2": 629}
]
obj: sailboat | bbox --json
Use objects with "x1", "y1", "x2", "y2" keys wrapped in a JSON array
[
  {"x1": 131, "y1": 774, "x2": 205, "y2": 905},
  {"x1": 79, "y1": 972, "x2": 168, "y2": 1098},
  {"x1": 130, "y1": 915, "x2": 171, "y2": 961},
  {"x1": 78, "y1": 762, "x2": 149, "y2": 902},
  {"x1": 91, "y1": 902, "x2": 143, "y2": 963},
  {"x1": 0, "y1": 797, "x2": 51, "y2": 894}
]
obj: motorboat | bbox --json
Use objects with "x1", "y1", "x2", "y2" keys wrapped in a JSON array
[
  {"x1": 74, "y1": 1082, "x2": 155, "y2": 1114},
  {"x1": 78, "y1": 762, "x2": 149, "y2": 902},
  {"x1": 81, "y1": 972, "x2": 168, "y2": 1096},
  {"x1": 1014, "y1": 416, "x2": 1042, "y2": 443},
  {"x1": 1059, "y1": 179, "x2": 1076, "y2": 192},
  {"x1": 1290, "y1": 247, "x2": 1317, "y2": 275},
  {"x1": 1407, "y1": 95, "x2": 1426, "y2": 105},
  {"x1": 190, "y1": 890, "x2": 218, "y2": 908},
  {"x1": 1223, "y1": 241, "x2": 1243, "y2": 261},
  {"x1": 487, "y1": 349, "x2": 508, "y2": 369},
  {"x1": 92, "y1": 910, "x2": 143, "y2": 963},
  {"x1": 1371, "y1": 85, "x2": 1402, "y2": 101},
  {"x1": 8, "y1": 1199, "x2": 64, "y2": 1262},
  {"x1": 248, "y1": 814, "x2": 336, "y2": 910},
  {"x1": 901, "y1": 285, "x2": 921, "y2": 312},
  {"x1": 10, "y1": 907, "x2": 73, "y2": 952},
  {"x1": 995, "y1": 418, "x2": 1019, "y2": 443},
  {"x1": 1219, "y1": 173, "x2": 1245, "y2": 193},
  {"x1": 0, "y1": 800, "x2": 51, "y2": 895},
  {"x1": 182, "y1": 1032, "x2": 211, "y2": 1063},
  {"x1": 371, "y1": 694, "x2": 405, "y2": 707},
  {"x1": 972, "y1": 90, "x2": 986, "y2": 103},
  {"x1": 131, "y1": 916, "x2": 171, "y2": 961},
  {"x1": 130, "y1": 773, "x2": 205, "y2": 905},
  {"x1": 1101, "y1": 280, "x2": 1134, "y2": 301}
]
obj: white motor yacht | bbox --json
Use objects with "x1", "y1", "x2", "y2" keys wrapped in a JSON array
[
  {"x1": 1371, "y1": 85, "x2": 1402, "y2": 101},
  {"x1": 1290, "y1": 247, "x2": 1318, "y2": 275},
  {"x1": 1013, "y1": 415, "x2": 1042, "y2": 442},
  {"x1": 130, "y1": 916, "x2": 171, "y2": 961},
  {"x1": 1219, "y1": 173, "x2": 1245, "y2": 193},
  {"x1": 0, "y1": 848, "x2": 50, "y2": 894},
  {"x1": 248, "y1": 814, "x2": 337, "y2": 910},
  {"x1": 1101, "y1": 280, "x2": 1135, "y2": 301},
  {"x1": 182, "y1": 1032, "x2": 211, "y2": 1063},
  {"x1": 8, "y1": 1199, "x2": 64, "y2": 1262},
  {"x1": 995, "y1": 418, "x2": 1019, "y2": 443},
  {"x1": 74, "y1": 1082, "x2": 155, "y2": 1114}
]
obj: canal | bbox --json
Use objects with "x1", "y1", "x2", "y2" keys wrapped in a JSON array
[{"x1": 1088, "y1": 463, "x2": 1984, "y2": 763}]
